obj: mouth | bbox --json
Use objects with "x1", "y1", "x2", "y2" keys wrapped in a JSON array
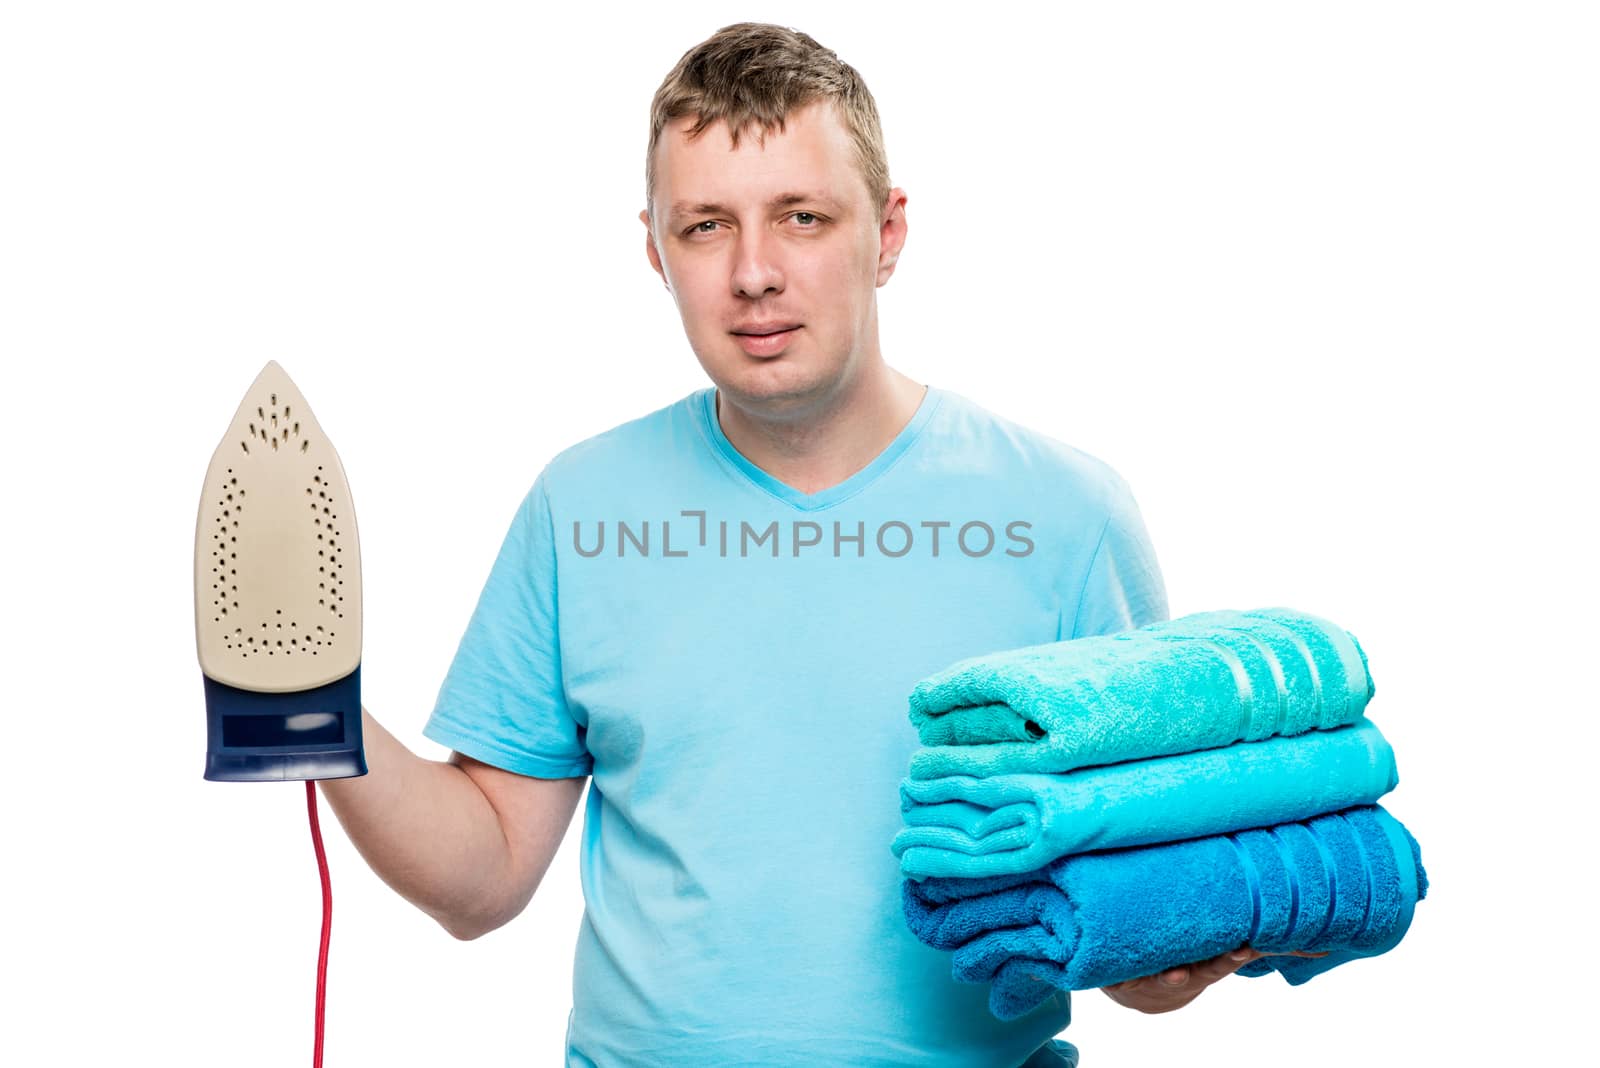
[
  {"x1": 731, "y1": 324, "x2": 802, "y2": 356},
  {"x1": 731, "y1": 323, "x2": 802, "y2": 337}
]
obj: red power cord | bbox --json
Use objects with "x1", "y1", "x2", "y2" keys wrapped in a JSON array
[{"x1": 306, "y1": 781, "x2": 332, "y2": 1067}]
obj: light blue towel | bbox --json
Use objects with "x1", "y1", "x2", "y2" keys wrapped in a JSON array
[
  {"x1": 893, "y1": 717, "x2": 1397, "y2": 879},
  {"x1": 901, "y1": 805, "x2": 1426, "y2": 1022},
  {"x1": 907, "y1": 607, "x2": 1375, "y2": 779}
]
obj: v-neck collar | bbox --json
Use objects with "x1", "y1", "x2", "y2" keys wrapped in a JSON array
[{"x1": 695, "y1": 384, "x2": 943, "y2": 512}]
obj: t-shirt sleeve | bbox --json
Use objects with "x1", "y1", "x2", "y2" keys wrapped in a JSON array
[
  {"x1": 1068, "y1": 476, "x2": 1171, "y2": 638},
  {"x1": 422, "y1": 468, "x2": 592, "y2": 779}
]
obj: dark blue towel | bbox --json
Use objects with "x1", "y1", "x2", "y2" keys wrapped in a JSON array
[{"x1": 902, "y1": 805, "x2": 1427, "y2": 1021}]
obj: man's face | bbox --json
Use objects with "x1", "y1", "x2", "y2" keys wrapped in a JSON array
[{"x1": 642, "y1": 100, "x2": 905, "y2": 417}]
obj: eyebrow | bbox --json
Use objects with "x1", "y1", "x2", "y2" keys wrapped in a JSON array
[{"x1": 666, "y1": 191, "x2": 843, "y2": 223}]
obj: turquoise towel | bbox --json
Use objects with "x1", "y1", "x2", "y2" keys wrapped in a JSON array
[
  {"x1": 907, "y1": 607, "x2": 1375, "y2": 779},
  {"x1": 892, "y1": 717, "x2": 1397, "y2": 879},
  {"x1": 902, "y1": 804, "x2": 1426, "y2": 1021}
]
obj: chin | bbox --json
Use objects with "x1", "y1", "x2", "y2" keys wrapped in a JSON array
[{"x1": 719, "y1": 360, "x2": 838, "y2": 407}]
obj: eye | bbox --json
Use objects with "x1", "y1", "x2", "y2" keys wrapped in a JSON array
[
  {"x1": 686, "y1": 220, "x2": 720, "y2": 236},
  {"x1": 791, "y1": 212, "x2": 820, "y2": 227}
]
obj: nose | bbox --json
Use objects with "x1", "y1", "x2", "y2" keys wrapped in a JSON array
[{"x1": 730, "y1": 227, "x2": 784, "y2": 299}]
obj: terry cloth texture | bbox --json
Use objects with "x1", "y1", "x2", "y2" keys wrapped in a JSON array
[
  {"x1": 893, "y1": 717, "x2": 1398, "y2": 879},
  {"x1": 901, "y1": 805, "x2": 1427, "y2": 1021},
  {"x1": 907, "y1": 606, "x2": 1375, "y2": 780}
]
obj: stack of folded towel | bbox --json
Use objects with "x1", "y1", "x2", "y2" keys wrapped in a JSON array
[{"x1": 892, "y1": 607, "x2": 1428, "y2": 1021}]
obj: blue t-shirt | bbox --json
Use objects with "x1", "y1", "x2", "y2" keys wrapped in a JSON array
[{"x1": 423, "y1": 384, "x2": 1169, "y2": 1067}]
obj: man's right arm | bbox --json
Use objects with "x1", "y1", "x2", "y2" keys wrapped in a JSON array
[{"x1": 316, "y1": 706, "x2": 586, "y2": 941}]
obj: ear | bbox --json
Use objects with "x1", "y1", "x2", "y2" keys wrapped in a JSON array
[
  {"x1": 876, "y1": 187, "x2": 909, "y2": 287},
  {"x1": 640, "y1": 208, "x2": 670, "y2": 290}
]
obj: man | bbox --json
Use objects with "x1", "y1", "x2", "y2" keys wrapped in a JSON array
[{"x1": 319, "y1": 22, "x2": 1275, "y2": 1067}]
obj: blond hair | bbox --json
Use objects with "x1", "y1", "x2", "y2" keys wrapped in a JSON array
[{"x1": 645, "y1": 22, "x2": 891, "y2": 227}]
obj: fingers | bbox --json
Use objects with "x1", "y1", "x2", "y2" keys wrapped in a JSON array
[
  {"x1": 1157, "y1": 965, "x2": 1191, "y2": 987},
  {"x1": 1189, "y1": 946, "x2": 1257, "y2": 985},
  {"x1": 1157, "y1": 950, "x2": 1243, "y2": 991},
  {"x1": 1105, "y1": 943, "x2": 1333, "y2": 1013},
  {"x1": 1228, "y1": 943, "x2": 1332, "y2": 962},
  {"x1": 1216, "y1": 940, "x2": 1331, "y2": 965},
  {"x1": 1136, "y1": 946, "x2": 1254, "y2": 992}
]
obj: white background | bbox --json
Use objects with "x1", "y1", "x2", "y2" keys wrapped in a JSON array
[{"x1": 2, "y1": 2, "x2": 1593, "y2": 1065}]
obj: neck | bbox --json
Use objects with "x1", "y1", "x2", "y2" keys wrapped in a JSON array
[{"x1": 714, "y1": 363, "x2": 927, "y2": 496}]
